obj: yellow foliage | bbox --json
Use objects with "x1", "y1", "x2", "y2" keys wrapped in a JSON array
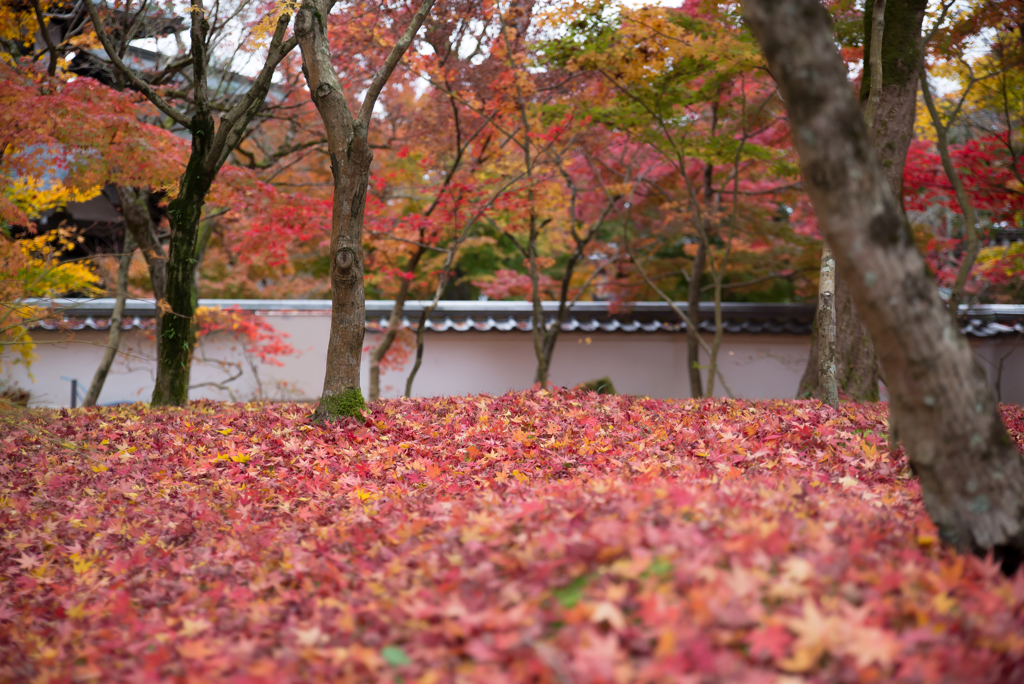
[
  {"x1": 0, "y1": 0, "x2": 39, "y2": 44},
  {"x1": 3, "y1": 176, "x2": 102, "y2": 220},
  {"x1": 248, "y1": 1, "x2": 299, "y2": 49},
  {"x1": 0, "y1": 228, "x2": 102, "y2": 369}
]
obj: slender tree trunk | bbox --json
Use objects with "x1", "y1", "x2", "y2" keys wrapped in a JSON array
[
  {"x1": 817, "y1": 242, "x2": 839, "y2": 407},
  {"x1": 527, "y1": 211, "x2": 549, "y2": 386},
  {"x1": 535, "y1": 251, "x2": 581, "y2": 387},
  {"x1": 83, "y1": 232, "x2": 136, "y2": 407},
  {"x1": 745, "y1": 0, "x2": 1024, "y2": 574},
  {"x1": 706, "y1": 276, "x2": 724, "y2": 397},
  {"x1": 686, "y1": 238, "x2": 706, "y2": 398},
  {"x1": 920, "y1": 71, "x2": 981, "y2": 328},
  {"x1": 799, "y1": 0, "x2": 926, "y2": 402},
  {"x1": 369, "y1": 248, "x2": 424, "y2": 402},
  {"x1": 115, "y1": 185, "x2": 166, "y2": 351}
]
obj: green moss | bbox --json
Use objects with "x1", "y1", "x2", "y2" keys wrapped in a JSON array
[
  {"x1": 580, "y1": 377, "x2": 616, "y2": 395},
  {"x1": 318, "y1": 386, "x2": 366, "y2": 420},
  {"x1": 860, "y1": 0, "x2": 928, "y2": 101}
]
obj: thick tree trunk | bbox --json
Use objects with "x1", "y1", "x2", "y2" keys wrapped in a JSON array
[
  {"x1": 798, "y1": 0, "x2": 926, "y2": 401},
  {"x1": 83, "y1": 232, "x2": 135, "y2": 407},
  {"x1": 316, "y1": 141, "x2": 372, "y2": 419},
  {"x1": 861, "y1": 0, "x2": 928, "y2": 197},
  {"x1": 745, "y1": 0, "x2": 1024, "y2": 574},
  {"x1": 151, "y1": 116, "x2": 216, "y2": 406},
  {"x1": 296, "y1": 0, "x2": 435, "y2": 419},
  {"x1": 296, "y1": 0, "x2": 434, "y2": 416},
  {"x1": 686, "y1": 238, "x2": 706, "y2": 398}
]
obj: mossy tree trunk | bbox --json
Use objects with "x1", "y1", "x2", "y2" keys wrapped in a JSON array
[
  {"x1": 152, "y1": 115, "x2": 216, "y2": 405},
  {"x1": 85, "y1": 0, "x2": 298, "y2": 406},
  {"x1": 745, "y1": 0, "x2": 1024, "y2": 575},
  {"x1": 295, "y1": 0, "x2": 435, "y2": 420},
  {"x1": 798, "y1": 0, "x2": 927, "y2": 402}
]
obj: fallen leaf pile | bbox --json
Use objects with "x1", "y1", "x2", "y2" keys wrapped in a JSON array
[{"x1": 2, "y1": 392, "x2": 1024, "y2": 683}]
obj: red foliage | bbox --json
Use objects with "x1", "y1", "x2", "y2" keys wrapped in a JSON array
[
  {"x1": 195, "y1": 307, "x2": 296, "y2": 366},
  {"x1": 2, "y1": 395, "x2": 1024, "y2": 682}
]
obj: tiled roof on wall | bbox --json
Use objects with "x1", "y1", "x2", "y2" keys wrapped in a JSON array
[{"x1": 28, "y1": 299, "x2": 1024, "y2": 338}]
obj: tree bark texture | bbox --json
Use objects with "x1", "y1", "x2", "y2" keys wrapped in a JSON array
[
  {"x1": 744, "y1": 0, "x2": 1024, "y2": 574},
  {"x1": 296, "y1": 0, "x2": 434, "y2": 419},
  {"x1": 115, "y1": 185, "x2": 166, "y2": 353},
  {"x1": 686, "y1": 238, "x2": 707, "y2": 398},
  {"x1": 816, "y1": 241, "x2": 839, "y2": 407},
  {"x1": 151, "y1": 113, "x2": 216, "y2": 406},
  {"x1": 83, "y1": 232, "x2": 135, "y2": 407},
  {"x1": 798, "y1": 0, "x2": 924, "y2": 402},
  {"x1": 860, "y1": 0, "x2": 928, "y2": 198}
]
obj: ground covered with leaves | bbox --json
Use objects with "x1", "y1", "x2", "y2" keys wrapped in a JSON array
[{"x1": 2, "y1": 393, "x2": 1024, "y2": 683}]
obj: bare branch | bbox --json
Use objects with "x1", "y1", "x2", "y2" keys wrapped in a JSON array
[
  {"x1": 357, "y1": 0, "x2": 436, "y2": 129},
  {"x1": 82, "y1": 0, "x2": 190, "y2": 126}
]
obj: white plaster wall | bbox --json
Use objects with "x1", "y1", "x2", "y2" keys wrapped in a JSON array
[{"x1": 6, "y1": 311, "x2": 1021, "y2": 407}]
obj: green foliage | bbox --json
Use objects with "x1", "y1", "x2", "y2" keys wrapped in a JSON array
[
  {"x1": 553, "y1": 574, "x2": 590, "y2": 608},
  {"x1": 381, "y1": 646, "x2": 410, "y2": 666}
]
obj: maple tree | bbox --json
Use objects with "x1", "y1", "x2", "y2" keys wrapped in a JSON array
[
  {"x1": 905, "y1": 5, "x2": 1024, "y2": 309},
  {"x1": 744, "y1": 0, "x2": 1024, "y2": 574},
  {"x1": 547, "y1": 0, "x2": 811, "y2": 398},
  {"x1": 0, "y1": 5, "x2": 317, "y2": 403},
  {"x1": 2, "y1": 392, "x2": 1024, "y2": 680},
  {"x1": 80, "y1": 0, "x2": 299, "y2": 407},
  {"x1": 294, "y1": 0, "x2": 436, "y2": 420}
]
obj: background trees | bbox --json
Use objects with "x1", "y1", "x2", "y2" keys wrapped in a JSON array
[{"x1": 2, "y1": 0, "x2": 1021, "y2": 406}]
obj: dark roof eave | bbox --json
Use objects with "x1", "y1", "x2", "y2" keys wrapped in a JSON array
[{"x1": 26, "y1": 299, "x2": 1024, "y2": 338}]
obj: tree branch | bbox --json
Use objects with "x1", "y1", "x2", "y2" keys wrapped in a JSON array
[
  {"x1": 82, "y1": 0, "x2": 190, "y2": 126},
  {"x1": 356, "y1": 0, "x2": 436, "y2": 130}
]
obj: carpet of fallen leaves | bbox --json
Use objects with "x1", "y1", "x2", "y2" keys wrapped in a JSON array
[{"x1": 2, "y1": 392, "x2": 1024, "y2": 684}]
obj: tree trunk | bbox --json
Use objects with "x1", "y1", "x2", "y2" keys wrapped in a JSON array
[
  {"x1": 369, "y1": 248, "x2": 425, "y2": 402},
  {"x1": 798, "y1": 0, "x2": 926, "y2": 402},
  {"x1": 115, "y1": 186, "x2": 166, "y2": 350},
  {"x1": 84, "y1": 0, "x2": 297, "y2": 408},
  {"x1": 316, "y1": 139, "x2": 372, "y2": 419},
  {"x1": 745, "y1": 0, "x2": 1024, "y2": 574},
  {"x1": 816, "y1": 242, "x2": 839, "y2": 407},
  {"x1": 295, "y1": 0, "x2": 435, "y2": 419},
  {"x1": 686, "y1": 238, "x2": 706, "y2": 398},
  {"x1": 151, "y1": 115, "x2": 216, "y2": 406},
  {"x1": 861, "y1": 0, "x2": 928, "y2": 198},
  {"x1": 83, "y1": 232, "x2": 135, "y2": 407},
  {"x1": 919, "y1": 71, "x2": 981, "y2": 328}
]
